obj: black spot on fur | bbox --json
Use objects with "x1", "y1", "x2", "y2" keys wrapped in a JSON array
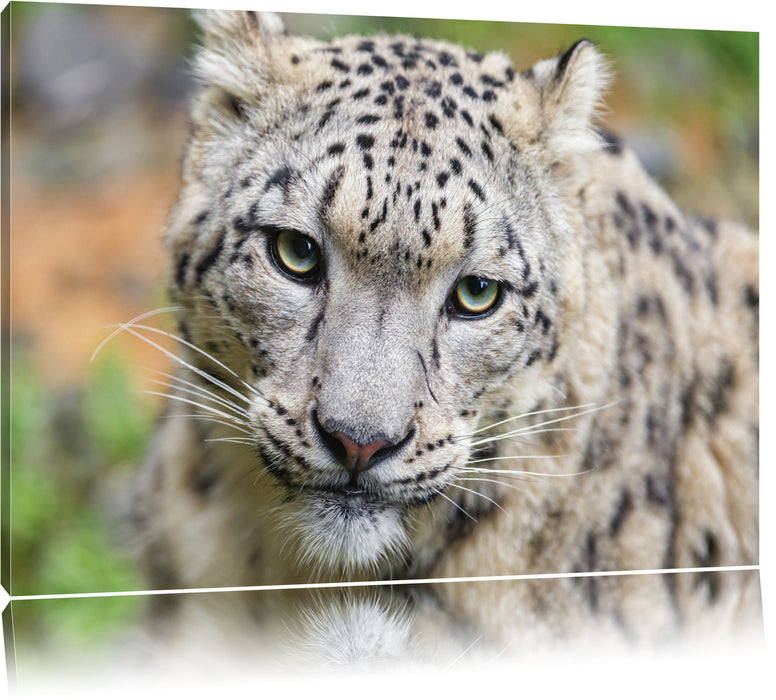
[
  {"x1": 441, "y1": 96, "x2": 457, "y2": 117},
  {"x1": 175, "y1": 252, "x2": 190, "y2": 287},
  {"x1": 306, "y1": 311, "x2": 325, "y2": 342},
  {"x1": 705, "y1": 359, "x2": 735, "y2": 424},
  {"x1": 705, "y1": 274, "x2": 718, "y2": 305},
  {"x1": 525, "y1": 349, "x2": 542, "y2": 366},
  {"x1": 669, "y1": 250, "x2": 694, "y2": 293},
  {"x1": 456, "y1": 137, "x2": 473, "y2": 158},
  {"x1": 393, "y1": 96, "x2": 404, "y2": 119},
  {"x1": 463, "y1": 205, "x2": 476, "y2": 248},
  {"x1": 534, "y1": 309, "x2": 552, "y2": 335},
  {"x1": 583, "y1": 531, "x2": 599, "y2": 610},
  {"x1": 233, "y1": 202, "x2": 260, "y2": 237},
  {"x1": 616, "y1": 191, "x2": 640, "y2": 248},
  {"x1": 693, "y1": 530, "x2": 721, "y2": 603},
  {"x1": 264, "y1": 165, "x2": 296, "y2": 196},
  {"x1": 320, "y1": 166, "x2": 345, "y2": 219},
  {"x1": 425, "y1": 81, "x2": 442, "y2": 98},
  {"x1": 645, "y1": 472, "x2": 673, "y2": 507},
  {"x1": 642, "y1": 203, "x2": 663, "y2": 254},
  {"x1": 195, "y1": 232, "x2": 225, "y2": 285},
  {"x1": 744, "y1": 284, "x2": 758, "y2": 317},
  {"x1": 608, "y1": 489, "x2": 633, "y2": 536},
  {"x1": 356, "y1": 134, "x2": 375, "y2": 150},
  {"x1": 468, "y1": 179, "x2": 486, "y2": 201},
  {"x1": 488, "y1": 114, "x2": 504, "y2": 135}
]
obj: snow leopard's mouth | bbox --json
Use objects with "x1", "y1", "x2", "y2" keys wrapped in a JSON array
[
  {"x1": 298, "y1": 476, "x2": 444, "y2": 511},
  {"x1": 308, "y1": 482, "x2": 368, "y2": 499}
]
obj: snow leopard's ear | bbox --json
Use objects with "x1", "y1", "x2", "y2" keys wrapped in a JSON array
[
  {"x1": 505, "y1": 39, "x2": 610, "y2": 157},
  {"x1": 192, "y1": 10, "x2": 287, "y2": 113}
]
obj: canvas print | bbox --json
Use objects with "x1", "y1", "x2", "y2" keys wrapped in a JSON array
[{"x1": 2, "y1": 3, "x2": 761, "y2": 692}]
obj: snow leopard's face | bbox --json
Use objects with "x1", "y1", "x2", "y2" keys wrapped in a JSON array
[{"x1": 165, "y1": 10, "x2": 606, "y2": 573}]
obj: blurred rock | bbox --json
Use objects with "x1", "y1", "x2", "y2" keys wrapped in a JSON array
[
  {"x1": 19, "y1": 7, "x2": 146, "y2": 129},
  {"x1": 14, "y1": 5, "x2": 192, "y2": 182}
]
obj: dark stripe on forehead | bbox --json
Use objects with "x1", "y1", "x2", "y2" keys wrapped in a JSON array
[
  {"x1": 463, "y1": 204, "x2": 477, "y2": 249},
  {"x1": 320, "y1": 165, "x2": 345, "y2": 223}
]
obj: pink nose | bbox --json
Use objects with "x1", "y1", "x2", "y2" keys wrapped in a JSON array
[{"x1": 332, "y1": 431, "x2": 390, "y2": 477}]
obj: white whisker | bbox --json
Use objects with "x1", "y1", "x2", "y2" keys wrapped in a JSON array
[
  {"x1": 457, "y1": 476, "x2": 526, "y2": 494},
  {"x1": 144, "y1": 376, "x2": 250, "y2": 420},
  {"x1": 462, "y1": 402, "x2": 596, "y2": 438},
  {"x1": 126, "y1": 322, "x2": 262, "y2": 401},
  {"x1": 204, "y1": 437, "x2": 255, "y2": 445},
  {"x1": 447, "y1": 483, "x2": 507, "y2": 516},
  {"x1": 141, "y1": 390, "x2": 249, "y2": 425},
  {"x1": 91, "y1": 306, "x2": 180, "y2": 364},
  {"x1": 145, "y1": 365, "x2": 251, "y2": 408},
  {"x1": 460, "y1": 466, "x2": 594, "y2": 478},
  {"x1": 435, "y1": 489, "x2": 478, "y2": 522},
  {"x1": 444, "y1": 635, "x2": 483, "y2": 670},
  {"x1": 117, "y1": 324, "x2": 260, "y2": 410},
  {"x1": 469, "y1": 400, "x2": 620, "y2": 447},
  {"x1": 466, "y1": 454, "x2": 568, "y2": 464},
  {"x1": 167, "y1": 413, "x2": 253, "y2": 435}
]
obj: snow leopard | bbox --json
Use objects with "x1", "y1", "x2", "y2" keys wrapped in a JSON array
[{"x1": 127, "y1": 10, "x2": 759, "y2": 664}]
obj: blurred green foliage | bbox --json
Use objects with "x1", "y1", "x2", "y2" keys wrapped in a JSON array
[{"x1": 10, "y1": 351, "x2": 148, "y2": 650}]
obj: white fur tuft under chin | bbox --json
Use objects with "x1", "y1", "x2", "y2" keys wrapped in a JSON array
[
  {"x1": 279, "y1": 493, "x2": 410, "y2": 577},
  {"x1": 288, "y1": 592, "x2": 415, "y2": 666}
]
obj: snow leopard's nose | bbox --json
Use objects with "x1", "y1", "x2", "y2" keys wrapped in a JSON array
[{"x1": 313, "y1": 411, "x2": 414, "y2": 480}]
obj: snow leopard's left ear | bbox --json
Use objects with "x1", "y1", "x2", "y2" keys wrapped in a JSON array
[
  {"x1": 192, "y1": 10, "x2": 287, "y2": 107},
  {"x1": 505, "y1": 39, "x2": 610, "y2": 157}
]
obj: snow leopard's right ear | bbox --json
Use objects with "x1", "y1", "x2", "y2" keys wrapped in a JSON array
[
  {"x1": 501, "y1": 39, "x2": 610, "y2": 158},
  {"x1": 192, "y1": 10, "x2": 287, "y2": 113}
]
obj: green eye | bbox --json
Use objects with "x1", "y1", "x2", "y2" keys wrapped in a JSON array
[
  {"x1": 273, "y1": 230, "x2": 321, "y2": 279},
  {"x1": 451, "y1": 276, "x2": 501, "y2": 316}
]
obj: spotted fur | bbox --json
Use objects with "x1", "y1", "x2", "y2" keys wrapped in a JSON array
[{"x1": 131, "y1": 11, "x2": 759, "y2": 662}]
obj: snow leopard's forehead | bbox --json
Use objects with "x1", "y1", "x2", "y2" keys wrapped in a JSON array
[{"x1": 218, "y1": 33, "x2": 538, "y2": 284}]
